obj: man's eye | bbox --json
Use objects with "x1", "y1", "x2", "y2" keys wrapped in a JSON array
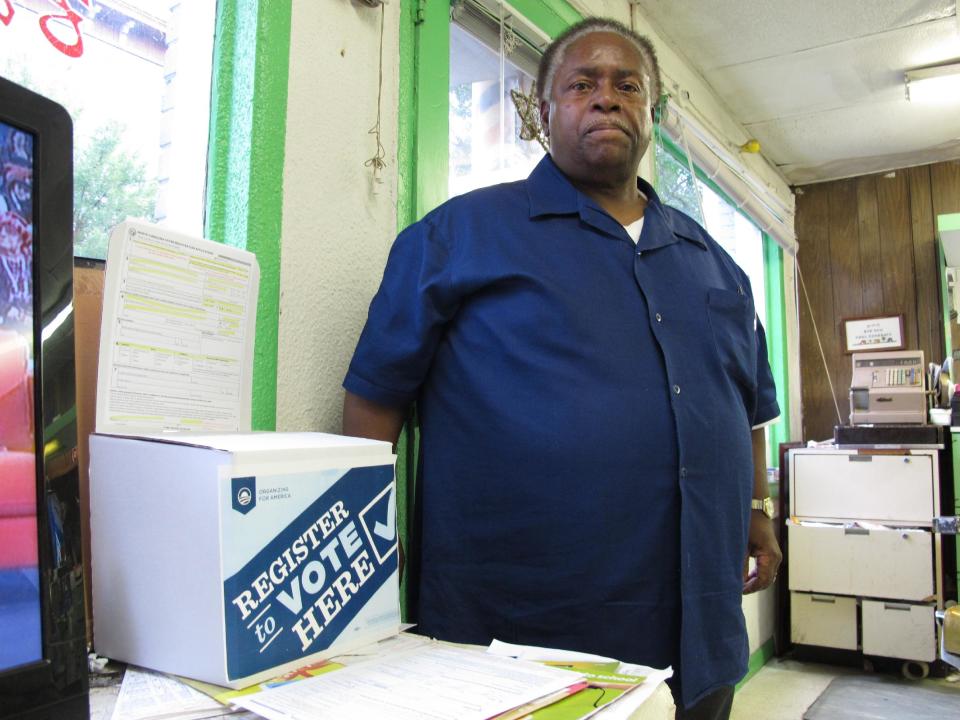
[
  {"x1": 620, "y1": 83, "x2": 641, "y2": 93},
  {"x1": 571, "y1": 81, "x2": 591, "y2": 91}
]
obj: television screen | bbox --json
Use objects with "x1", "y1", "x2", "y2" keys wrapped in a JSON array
[
  {"x1": 0, "y1": 75, "x2": 86, "y2": 718},
  {"x1": 0, "y1": 117, "x2": 39, "y2": 674}
]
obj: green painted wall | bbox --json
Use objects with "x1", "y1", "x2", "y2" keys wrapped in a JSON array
[{"x1": 206, "y1": 0, "x2": 291, "y2": 431}]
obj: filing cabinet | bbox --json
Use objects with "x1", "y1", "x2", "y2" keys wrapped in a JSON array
[{"x1": 787, "y1": 447, "x2": 946, "y2": 667}]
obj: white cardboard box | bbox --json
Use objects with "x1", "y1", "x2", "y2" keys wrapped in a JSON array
[{"x1": 90, "y1": 431, "x2": 400, "y2": 688}]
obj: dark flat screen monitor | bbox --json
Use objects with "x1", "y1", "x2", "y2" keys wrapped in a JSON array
[{"x1": 0, "y1": 76, "x2": 86, "y2": 719}]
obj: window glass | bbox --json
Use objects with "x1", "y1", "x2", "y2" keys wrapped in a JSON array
[
  {"x1": 0, "y1": 0, "x2": 216, "y2": 259},
  {"x1": 655, "y1": 141, "x2": 767, "y2": 323},
  {"x1": 654, "y1": 142, "x2": 704, "y2": 225},
  {"x1": 449, "y1": 9, "x2": 544, "y2": 198}
]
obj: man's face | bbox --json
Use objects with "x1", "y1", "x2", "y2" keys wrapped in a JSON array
[{"x1": 540, "y1": 32, "x2": 655, "y2": 184}]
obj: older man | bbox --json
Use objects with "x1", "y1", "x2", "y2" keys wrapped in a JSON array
[{"x1": 343, "y1": 17, "x2": 780, "y2": 720}]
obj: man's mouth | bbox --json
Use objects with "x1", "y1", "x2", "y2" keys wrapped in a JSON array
[{"x1": 585, "y1": 120, "x2": 630, "y2": 136}]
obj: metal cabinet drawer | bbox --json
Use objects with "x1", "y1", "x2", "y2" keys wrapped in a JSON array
[
  {"x1": 790, "y1": 592, "x2": 857, "y2": 650},
  {"x1": 861, "y1": 600, "x2": 936, "y2": 662},
  {"x1": 787, "y1": 521, "x2": 934, "y2": 600},
  {"x1": 790, "y1": 450, "x2": 937, "y2": 525}
]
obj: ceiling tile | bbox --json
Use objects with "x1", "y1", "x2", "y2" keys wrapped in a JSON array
[
  {"x1": 633, "y1": 0, "x2": 955, "y2": 68},
  {"x1": 703, "y1": 17, "x2": 959, "y2": 123},
  {"x1": 633, "y1": 0, "x2": 960, "y2": 183}
]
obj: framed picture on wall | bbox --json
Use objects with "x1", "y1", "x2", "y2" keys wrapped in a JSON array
[{"x1": 842, "y1": 315, "x2": 905, "y2": 353}]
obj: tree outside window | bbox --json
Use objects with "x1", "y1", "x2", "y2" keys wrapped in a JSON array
[{"x1": 0, "y1": 0, "x2": 215, "y2": 259}]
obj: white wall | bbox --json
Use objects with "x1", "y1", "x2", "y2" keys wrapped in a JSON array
[{"x1": 277, "y1": 0, "x2": 401, "y2": 433}]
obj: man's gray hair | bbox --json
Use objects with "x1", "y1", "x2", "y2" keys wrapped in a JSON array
[{"x1": 536, "y1": 18, "x2": 661, "y2": 104}]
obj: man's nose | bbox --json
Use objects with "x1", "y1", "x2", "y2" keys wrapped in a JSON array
[{"x1": 592, "y1": 83, "x2": 620, "y2": 111}]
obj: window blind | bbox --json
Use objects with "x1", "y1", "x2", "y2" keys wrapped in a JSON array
[
  {"x1": 659, "y1": 101, "x2": 797, "y2": 255},
  {"x1": 450, "y1": 0, "x2": 548, "y2": 79}
]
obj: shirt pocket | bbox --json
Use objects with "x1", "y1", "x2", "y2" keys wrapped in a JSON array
[{"x1": 706, "y1": 287, "x2": 757, "y2": 394}]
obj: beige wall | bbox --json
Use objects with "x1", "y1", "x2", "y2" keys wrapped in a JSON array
[{"x1": 277, "y1": 0, "x2": 401, "y2": 433}]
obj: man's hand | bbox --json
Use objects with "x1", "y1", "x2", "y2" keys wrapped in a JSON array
[{"x1": 742, "y1": 512, "x2": 782, "y2": 594}]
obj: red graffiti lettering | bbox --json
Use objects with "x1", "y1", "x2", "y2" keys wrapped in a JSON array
[
  {"x1": 39, "y1": 0, "x2": 91, "y2": 58},
  {"x1": 0, "y1": 1, "x2": 14, "y2": 27}
]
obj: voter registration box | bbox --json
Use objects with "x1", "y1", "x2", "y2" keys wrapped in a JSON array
[{"x1": 90, "y1": 431, "x2": 400, "y2": 689}]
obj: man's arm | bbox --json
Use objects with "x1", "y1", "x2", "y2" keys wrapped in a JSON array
[
  {"x1": 342, "y1": 391, "x2": 408, "y2": 448},
  {"x1": 742, "y1": 427, "x2": 782, "y2": 594},
  {"x1": 342, "y1": 390, "x2": 409, "y2": 574}
]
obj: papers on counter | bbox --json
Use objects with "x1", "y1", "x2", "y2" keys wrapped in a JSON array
[
  {"x1": 488, "y1": 639, "x2": 619, "y2": 664},
  {"x1": 232, "y1": 643, "x2": 584, "y2": 720},
  {"x1": 488, "y1": 639, "x2": 673, "y2": 719},
  {"x1": 109, "y1": 666, "x2": 239, "y2": 720},
  {"x1": 108, "y1": 635, "x2": 673, "y2": 720}
]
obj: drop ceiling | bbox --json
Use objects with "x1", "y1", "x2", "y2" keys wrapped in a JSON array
[{"x1": 633, "y1": 0, "x2": 960, "y2": 185}]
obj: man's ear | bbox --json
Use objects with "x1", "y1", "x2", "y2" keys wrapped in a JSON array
[{"x1": 539, "y1": 100, "x2": 550, "y2": 137}]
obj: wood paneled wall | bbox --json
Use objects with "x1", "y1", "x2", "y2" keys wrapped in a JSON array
[{"x1": 796, "y1": 160, "x2": 960, "y2": 442}]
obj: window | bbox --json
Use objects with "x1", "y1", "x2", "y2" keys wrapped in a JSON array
[
  {"x1": 655, "y1": 140, "x2": 767, "y2": 321},
  {"x1": 656, "y1": 137, "x2": 789, "y2": 464},
  {"x1": 0, "y1": 0, "x2": 216, "y2": 259},
  {"x1": 449, "y1": 0, "x2": 547, "y2": 197}
]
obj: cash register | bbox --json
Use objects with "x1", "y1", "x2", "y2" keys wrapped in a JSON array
[{"x1": 848, "y1": 349, "x2": 926, "y2": 425}]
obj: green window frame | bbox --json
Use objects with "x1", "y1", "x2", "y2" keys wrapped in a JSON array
[
  {"x1": 655, "y1": 134, "x2": 792, "y2": 466},
  {"x1": 396, "y1": 0, "x2": 582, "y2": 617},
  {"x1": 205, "y1": 0, "x2": 292, "y2": 432},
  {"x1": 399, "y1": 0, "x2": 581, "y2": 225}
]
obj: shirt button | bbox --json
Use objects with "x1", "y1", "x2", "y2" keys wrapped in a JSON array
[
  {"x1": 637, "y1": 250, "x2": 643, "y2": 256},
  {"x1": 673, "y1": 384, "x2": 681, "y2": 395},
  {"x1": 655, "y1": 312, "x2": 662, "y2": 323},
  {"x1": 680, "y1": 467, "x2": 687, "y2": 478}
]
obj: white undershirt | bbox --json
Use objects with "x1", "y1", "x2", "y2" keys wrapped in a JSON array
[
  {"x1": 622, "y1": 216, "x2": 644, "y2": 244},
  {"x1": 621, "y1": 190, "x2": 648, "y2": 244}
]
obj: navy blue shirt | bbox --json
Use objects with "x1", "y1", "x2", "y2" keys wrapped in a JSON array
[{"x1": 344, "y1": 154, "x2": 780, "y2": 707}]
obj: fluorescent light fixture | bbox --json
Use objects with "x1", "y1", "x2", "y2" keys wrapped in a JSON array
[{"x1": 904, "y1": 61, "x2": 960, "y2": 102}]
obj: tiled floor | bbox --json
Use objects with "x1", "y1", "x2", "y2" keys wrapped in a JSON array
[{"x1": 731, "y1": 657, "x2": 960, "y2": 720}]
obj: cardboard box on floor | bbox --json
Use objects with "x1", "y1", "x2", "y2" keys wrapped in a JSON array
[{"x1": 90, "y1": 431, "x2": 399, "y2": 688}]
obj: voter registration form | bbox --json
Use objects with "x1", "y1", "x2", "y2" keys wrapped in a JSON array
[
  {"x1": 96, "y1": 220, "x2": 259, "y2": 434},
  {"x1": 233, "y1": 642, "x2": 583, "y2": 720}
]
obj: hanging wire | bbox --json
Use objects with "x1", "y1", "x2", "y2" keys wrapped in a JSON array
[
  {"x1": 364, "y1": 3, "x2": 387, "y2": 183},
  {"x1": 796, "y1": 258, "x2": 844, "y2": 427}
]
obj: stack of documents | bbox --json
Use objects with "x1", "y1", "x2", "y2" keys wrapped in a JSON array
[{"x1": 107, "y1": 635, "x2": 672, "y2": 720}]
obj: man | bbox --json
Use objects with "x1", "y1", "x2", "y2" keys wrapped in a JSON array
[{"x1": 343, "y1": 17, "x2": 781, "y2": 720}]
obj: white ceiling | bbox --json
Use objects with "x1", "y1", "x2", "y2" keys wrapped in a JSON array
[{"x1": 634, "y1": 0, "x2": 960, "y2": 185}]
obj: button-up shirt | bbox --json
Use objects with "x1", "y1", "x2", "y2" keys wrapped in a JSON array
[{"x1": 344, "y1": 154, "x2": 780, "y2": 706}]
